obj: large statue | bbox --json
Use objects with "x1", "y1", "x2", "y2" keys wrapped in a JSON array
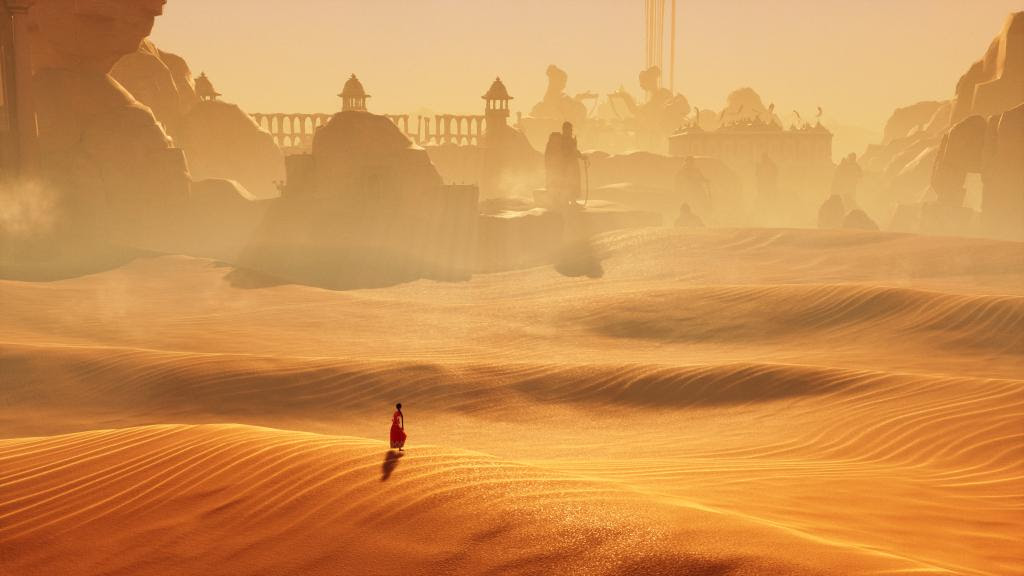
[
  {"x1": 608, "y1": 66, "x2": 691, "y2": 152},
  {"x1": 542, "y1": 122, "x2": 586, "y2": 209},
  {"x1": 530, "y1": 65, "x2": 588, "y2": 129}
]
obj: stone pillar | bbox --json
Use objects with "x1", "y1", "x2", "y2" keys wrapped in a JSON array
[
  {"x1": 0, "y1": 5, "x2": 16, "y2": 177},
  {"x1": 6, "y1": 0, "x2": 35, "y2": 177}
]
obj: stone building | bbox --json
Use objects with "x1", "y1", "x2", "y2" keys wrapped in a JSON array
[
  {"x1": 264, "y1": 74, "x2": 479, "y2": 286},
  {"x1": 479, "y1": 77, "x2": 543, "y2": 198},
  {"x1": 668, "y1": 118, "x2": 833, "y2": 173},
  {"x1": 339, "y1": 74, "x2": 369, "y2": 113}
]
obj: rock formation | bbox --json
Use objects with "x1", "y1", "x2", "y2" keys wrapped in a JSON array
[
  {"x1": 864, "y1": 11, "x2": 1023, "y2": 239},
  {"x1": 979, "y1": 103, "x2": 1024, "y2": 239},
  {"x1": 881, "y1": 101, "x2": 948, "y2": 145},
  {"x1": 817, "y1": 195, "x2": 846, "y2": 229},
  {"x1": 110, "y1": 39, "x2": 198, "y2": 137},
  {"x1": 842, "y1": 209, "x2": 879, "y2": 231},
  {"x1": 951, "y1": 12, "x2": 1024, "y2": 123},
  {"x1": 931, "y1": 116, "x2": 988, "y2": 208},
  {"x1": 178, "y1": 100, "x2": 285, "y2": 199},
  {"x1": 29, "y1": 0, "x2": 191, "y2": 245},
  {"x1": 111, "y1": 42, "x2": 285, "y2": 199}
]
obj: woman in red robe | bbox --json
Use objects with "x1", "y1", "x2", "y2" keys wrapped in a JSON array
[{"x1": 390, "y1": 403, "x2": 406, "y2": 451}]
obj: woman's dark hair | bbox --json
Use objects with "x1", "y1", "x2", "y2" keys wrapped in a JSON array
[{"x1": 396, "y1": 403, "x2": 402, "y2": 410}]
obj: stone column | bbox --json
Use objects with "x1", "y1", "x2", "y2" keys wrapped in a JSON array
[
  {"x1": 0, "y1": 5, "x2": 15, "y2": 177},
  {"x1": 5, "y1": 0, "x2": 36, "y2": 177}
]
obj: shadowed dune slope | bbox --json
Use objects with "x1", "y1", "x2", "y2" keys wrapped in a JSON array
[
  {"x1": 0, "y1": 228, "x2": 1022, "y2": 378},
  {"x1": 0, "y1": 424, "x2": 925, "y2": 576},
  {"x1": 1, "y1": 341, "x2": 1021, "y2": 575},
  {"x1": 1, "y1": 228, "x2": 1022, "y2": 575}
]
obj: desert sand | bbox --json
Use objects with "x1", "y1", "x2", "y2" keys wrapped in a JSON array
[{"x1": 1, "y1": 227, "x2": 1022, "y2": 575}]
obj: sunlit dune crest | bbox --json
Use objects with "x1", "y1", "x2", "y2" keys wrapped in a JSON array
[
  {"x1": 1, "y1": 228, "x2": 1022, "y2": 575},
  {"x1": 1, "y1": 424, "x2": 1009, "y2": 576},
  {"x1": 1, "y1": 1, "x2": 1023, "y2": 574}
]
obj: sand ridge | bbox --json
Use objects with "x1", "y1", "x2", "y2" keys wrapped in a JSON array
[{"x1": 1, "y1": 228, "x2": 1022, "y2": 575}]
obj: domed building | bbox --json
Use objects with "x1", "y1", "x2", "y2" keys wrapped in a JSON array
[
  {"x1": 194, "y1": 72, "x2": 221, "y2": 102},
  {"x1": 479, "y1": 77, "x2": 543, "y2": 198},
  {"x1": 257, "y1": 74, "x2": 479, "y2": 287},
  {"x1": 339, "y1": 74, "x2": 369, "y2": 113}
]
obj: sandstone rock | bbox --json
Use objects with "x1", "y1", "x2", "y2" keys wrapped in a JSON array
[
  {"x1": 29, "y1": 0, "x2": 167, "y2": 73},
  {"x1": 931, "y1": 115, "x2": 988, "y2": 207},
  {"x1": 842, "y1": 209, "x2": 879, "y2": 231},
  {"x1": 889, "y1": 203, "x2": 921, "y2": 233},
  {"x1": 817, "y1": 195, "x2": 846, "y2": 229},
  {"x1": 28, "y1": 0, "x2": 193, "y2": 247},
  {"x1": 882, "y1": 101, "x2": 946, "y2": 144},
  {"x1": 952, "y1": 12, "x2": 1024, "y2": 123},
  {"x1": 110, "y1": 39, "x2": 198, "y2": 136},
  {"x1": 178, "y1": 101, "x2": 285, "y2": 199},
  {"x1": 889, "y1": 145, "x2": 939, "y2": 204},
  {"x1": 980, "y1": 103, "x2": 1024, "y2": 240}
]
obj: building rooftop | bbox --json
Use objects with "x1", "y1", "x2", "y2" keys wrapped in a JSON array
[
  {"x1": 339, "y1": 74, "x2": 369, "y2": 99},
  {"x1": 482, "y1": 77, "x2": 512, "y2": 101}
]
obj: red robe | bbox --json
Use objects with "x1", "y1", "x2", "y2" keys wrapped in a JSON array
[{"x1": 390, "y1": 411, "x2": 406, "y2": 449}]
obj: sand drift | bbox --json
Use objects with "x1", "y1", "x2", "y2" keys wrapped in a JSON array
[{"x1": 1, "y1": 228, "x2": 1022, "y2": 575}]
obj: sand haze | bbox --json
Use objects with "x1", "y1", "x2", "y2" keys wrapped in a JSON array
[{"x1": 1, "y1": 2, "x2": 1022, "y2": 575}]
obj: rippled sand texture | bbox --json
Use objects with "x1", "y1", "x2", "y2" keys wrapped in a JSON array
[{"x1": 1, "y1": 228, "x2": 1022, "y2": 575}]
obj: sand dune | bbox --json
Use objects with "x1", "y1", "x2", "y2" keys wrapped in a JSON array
[
  {"x1": 1, "y1": 228, "x2": 1022, "y2": 575},
  {"x1": 0, "y1": 424, "x2": 984, "y2": 576}
]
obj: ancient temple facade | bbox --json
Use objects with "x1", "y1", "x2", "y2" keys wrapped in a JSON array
[{"x1": 668, "y1": 120, "x2": 833, "y2": 171}]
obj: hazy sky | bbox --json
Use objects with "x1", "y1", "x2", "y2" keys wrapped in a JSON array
[{"x1": 151, "y1": 0, "x2": 1023, "y2": 131}]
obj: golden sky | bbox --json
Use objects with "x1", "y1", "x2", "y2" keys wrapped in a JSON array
[{"x1": 151, "y1": 0, "x2": 1023, "y2": 132}]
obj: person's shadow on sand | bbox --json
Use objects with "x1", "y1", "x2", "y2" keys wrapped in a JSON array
[{"x1": 381, "y1": 450, "x2": 403, "y2": 481}]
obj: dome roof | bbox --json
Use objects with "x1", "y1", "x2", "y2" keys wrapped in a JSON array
[
  {"x1": 195, "y1": 72, "x2": 221, "y2": 99},
  {"x1": 339, "y1": 74, "x2": 369, "y2": 98},
  {"x1": 482, "y1": 77, "x2": 512, "y2": 100}
]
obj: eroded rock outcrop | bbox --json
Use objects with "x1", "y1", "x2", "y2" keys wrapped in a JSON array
[
  {"x1": 881, "y1": 101, "x2": 947, "y2": 145},
  {"x1": 865, "y1": 11, "x2": 1023, "y2": 239},
  {"x1": 29, "y1": 0, "x2": 191, "y2": 245},
  {"x1": 979, "y1": 103, "x2": 1024, "y2": 239},
  {"x1": 178, "y1": 100, "x2": 285, "y2": 199},
  {"x1": 842, "y1": 209, "x2": 879, "y2": 231},
  {"x1": 952, "y1": 12, "x2": 1024, "y2": 123},
  {"x1": 110, "y1": 39, "x2": 198, "y2": 136},
  {"x1": 817, "y1": 195, "x2": 846, "y2": 229}
]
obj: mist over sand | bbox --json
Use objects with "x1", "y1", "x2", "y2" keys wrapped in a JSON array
[
  {"x1": 3, "y1": 228, "x2": 1022, "y2": 575},
  {"x1": 1, "y1": 2, "x2": 1023, "y2": 575}
]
